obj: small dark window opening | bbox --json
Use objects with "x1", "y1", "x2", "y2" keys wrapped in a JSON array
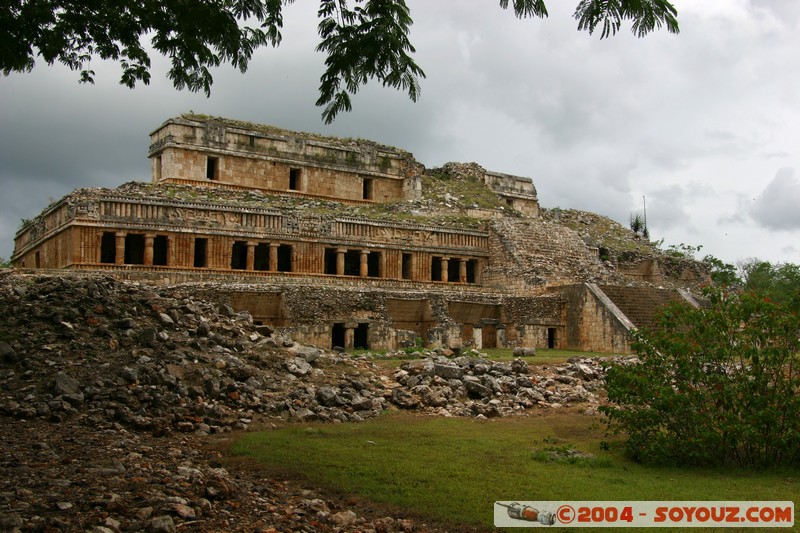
[
  {"x1": 206, "y1": 157, "x2": 219, "y2": 180},
  {"x1": 277, "y1": 244, "x2": 292, "y2": 272},
  {"x1": 367, "y1": 251, "x2": 381, "y2": 277},
  {"x1": 362, "y1": 178, "x2": 373, "y2": 200},
  {"x1": 354, "y1": 323, "x2": 369, "y2": 350},
  {"x1": 153, "y1": 235, "x2": 168, "y2": 266},
  {"x1": 35, "y1": 251, "x2": 41, "y2": 269},
  {"x1": 154, "y1": 156, "x2": 162, "y2": 181},
  {"x1": 231, "y1": 241, "x2": 248, "y2": 270},
  {"x1": 344, "y1": 250, "x2": 360, "y2": 276},
  {"x1": 289, "y1": 168, "x2": 301, "y2": 190},
  {"x1": 331, "y1": 323, "x2": 346, "y2": 350},
  {"x1": 402, "y1": 253, "x2": 413, "y2": 280},
  {"x1": 249, "y1": 135, "x2": 256, "y2": 148},
  {"x1": 505, "y1": 198, "x2": 514, "y2": 208},
  {"x1": 324, "y1": 248, "x2": 338, "y2": 274},
  {"x1": 254, "y1": 243, "x2": 269, "y2": 271},
  {"x1": 431, "y1": 256, "x2": 442, "y2": 282},
  {"x1": 194, "y1": 238, "x2": 208, "y2": 268},
  {"x1": 448, "y1": 258, "x2": 460, "y2": 283},
  {"x1": 548, "y1": 327, "x2": 556, "y2": 349},
  {"x1": 100, "y1": 232, "x2": 116, "y2": 264},
  {"x1": 466, "y1": 259, "x2": 476, "y2": 284},
  {"x1": 124, "y1": 234, "x2": 145, "y2": 265}
]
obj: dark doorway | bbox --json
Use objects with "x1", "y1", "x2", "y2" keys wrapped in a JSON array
[
  {"x1": 331, "y1": 323, "x2": 345, "y2": 350},
  {"x1": 124, "y1": 234, "x2": 145, "y2": 265},
  {"x1": 402, "y1": 253, "x2": 413, "y2": 280},
  {"x1": 448, "y1": 258, "x2": 460, "y2": 283},
  {"x1": 548, "y1": 327, "x2": 556, "y2": 349},
  {"x1": 431, "y1": 256, "x2": 442, "y2": 281},
  {"x1": 100, "y1": 232, "x2": 116, "y2": 263},
  {"x1": 367, "y1": 251, "x2": 381, "y2": 277},
  {"x1": 254, "y1": 243, "x2": 269, "y2": 271},
  {"x1": 153, "y1": 235, "x2": 168, "y2": 266},
  {"x1": 206, "y1": 157, "x2": 219, "y2": 180},
  {"x1": 354, "y1": 323, "x2": 369, "y2": 350},
  {"x1": 231, "y1": 241, "x2": 247, "y2": 270},
  {"x1": 324, "y1": 248, "x2": 338, "y2": 274},
  {"x1": 466, "y1": 259, "x2": 476, "y2": 283},
  {"x1": 194, "y1": 238, "x2": 208, "y2": 268},
  {"x1": 344, "y1": 250, "x2": 360, "y2": 276},
  {"x1": 277, "y1": 244, "x2": 292, "y2": 272},
  {"x1": 362, "y1": 178, "x2": 373, "y2": 200},
  {"x1": 289, "y1": 168, "x2": 301, "y2": 190}
]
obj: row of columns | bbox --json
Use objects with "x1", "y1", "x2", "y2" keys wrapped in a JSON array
[
  {"x1": 114, "y1": 232, "x2": 172, "y2": 266},
  {"x1": 436, "y1": 256, "x2": 482, "y2": 284},
  {"x1": 244, "y1": 241, "x2": 282, "y2": 272},
  {"x1": 109, "y1": 232, "x2": 481, "y2": 283}
]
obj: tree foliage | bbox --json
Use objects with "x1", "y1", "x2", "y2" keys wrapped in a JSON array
[
  {"x1": 1, "y1": 0, "x2": 679, "y2": 122},
  {"x1": 603, "y1": 289, "x2": 800, "y2": 467},
  {"x1": 739, "y1": 259, "x2": 800, "y2": 309}
]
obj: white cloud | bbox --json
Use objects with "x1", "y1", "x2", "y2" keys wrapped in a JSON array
[{"x1": 750, "y1": 168, "x2": 800, "y2": 230}]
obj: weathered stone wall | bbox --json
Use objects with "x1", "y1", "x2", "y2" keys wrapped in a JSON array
[
  {"x1": 555, "y1": 284, "x2": 633, "y2": 353},
  {"x1": 598, "y1": 284, "x2": 683, "y2": 330},
  {"x1": 149, "y1": 116, "x2": 413, "y2": 203},
  {"x1": 482, "y1": 218, "x2": 616, "y2": 291}
]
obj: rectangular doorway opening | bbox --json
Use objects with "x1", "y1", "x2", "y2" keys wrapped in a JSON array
[
  {"x1": 124, "y1": 234, "x2": 145, "y2": 265},
  {"x1": 277, "y1": 244, "x2": 292, "y2": 272},
  {"x1": 254, "y1": 243, "x2": 269, "y2": 271},
  {"x1": 331, "y1": 323, "x2": 345, "y2": 351},
  {"x1": 153, "y1": 235, "x2": 168, "y2": 266},
  {"x1": 194, "y1": 238, "x2": 208, "y2": 268},
  {"x1": 354, "y1": 323, "x2": 369, "y2": 350},
  {"x1": 100, "y1": 232, "x2": 116, "y2": 263},
  {"x1": 431, "y1": 256, "x2": 442, "y2": 281},
  {"x1": 548, "y1": 327, "x2": 556, "y2": 349},
  {"x1": 231, "y1": 241, "x2": 248, "y2": 270},
  {"x1": 367, "y1": 251, "x2": 381, "y2": 277},
  {"x1": 402, "y1": 253, "x2": 412, "y2": 280}
]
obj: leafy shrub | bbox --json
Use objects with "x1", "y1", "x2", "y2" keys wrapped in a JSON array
[{"x1": 602, "y1": 289, "x2": 800, "y2": 467}]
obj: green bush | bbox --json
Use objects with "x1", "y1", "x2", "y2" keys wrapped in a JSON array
[{"x1": 603, "y1": 289, "x2": 800, "y2": 467}]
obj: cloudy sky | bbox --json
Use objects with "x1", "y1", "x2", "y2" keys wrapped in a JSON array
[{"x1": 2, "y1": 0, "x2": 799, "y2": 266}]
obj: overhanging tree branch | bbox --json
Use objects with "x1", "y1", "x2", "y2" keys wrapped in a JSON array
[{"x1": 0, "y1": 0, "x2": 679, "y2": 122}]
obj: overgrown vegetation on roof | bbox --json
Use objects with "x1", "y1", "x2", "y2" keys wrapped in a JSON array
[{"x1": 179, "y1": 113, "x2": 408, "y2": 154}]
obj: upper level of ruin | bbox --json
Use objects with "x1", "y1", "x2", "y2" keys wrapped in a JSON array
[{"x1": 148, "y1": 115, "x2": 540, "y2": 215}]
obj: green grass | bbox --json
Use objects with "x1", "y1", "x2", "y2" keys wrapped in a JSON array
[{"x1": 231, "y1": 411, "x2": 800, "y2": 530}]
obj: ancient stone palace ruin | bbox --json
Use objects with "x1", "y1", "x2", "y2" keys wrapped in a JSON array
[{"x1": 12, "y1": 114, "x2": 709, "y2": 353}]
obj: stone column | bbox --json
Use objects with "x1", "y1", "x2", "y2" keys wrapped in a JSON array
[
  {"x1": 379, "y1": 252, "x2": 386, "y2": 278},
  {"x1": 166, "y1": 237, "x2": 173, "y2": 267},
  {"x1": 359, "y1": 250, "x2": 369, "y2": 277},
  {"x1": 269, "y1": 243, "x2": 279, "y2": 271},
  {"x1": 246, "y1": 241, "x2": 256, "y2": 271},
  {"x1": 115, "y1": 232, "x2": 126, "y2": 265},
  {"x1": 474, "y1": 259, "x2": 483, "y2": 285},
  {"x1": 472, "y1": 325, "x2": 483, "y2": 350},
  {"x1": 459, "y1": 258, "x2": 467, "y2": 283},
  {"x1": 344, "y1": 323, "x2": 356, "y2": 350},
  {"x1": 440, "y1": 257, "x2": 449, "y2": 283},
  {"x1": 144, "y1": 234, "x2": 155, "y2": 266},
  {"x1": 291, "y1": 247, "x2": 298, "y2": 273},
  {"x1": 497, "y1": 325, "x2": 506, "y2": 349},
  {"x1": 336, "y1": 248, "x2": 346, "y2": 276}
]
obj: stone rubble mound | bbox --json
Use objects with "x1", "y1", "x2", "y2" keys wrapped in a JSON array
[{"x1": 0, "y1": 272, "x2": 613, "y2": 532}]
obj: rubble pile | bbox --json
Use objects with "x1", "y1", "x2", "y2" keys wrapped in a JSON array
[{"x1": 0, "y1": 272, "x2": 612, "y2": 532}]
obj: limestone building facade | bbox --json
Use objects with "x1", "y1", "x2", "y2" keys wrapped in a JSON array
[{"x1": 12, "y1": 115, "x2": 707, "y2": 353}]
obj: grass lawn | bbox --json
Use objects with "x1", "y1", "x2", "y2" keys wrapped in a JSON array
[{"x1": 231, "y1": 410, "x2": 800, "y2": 531}]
